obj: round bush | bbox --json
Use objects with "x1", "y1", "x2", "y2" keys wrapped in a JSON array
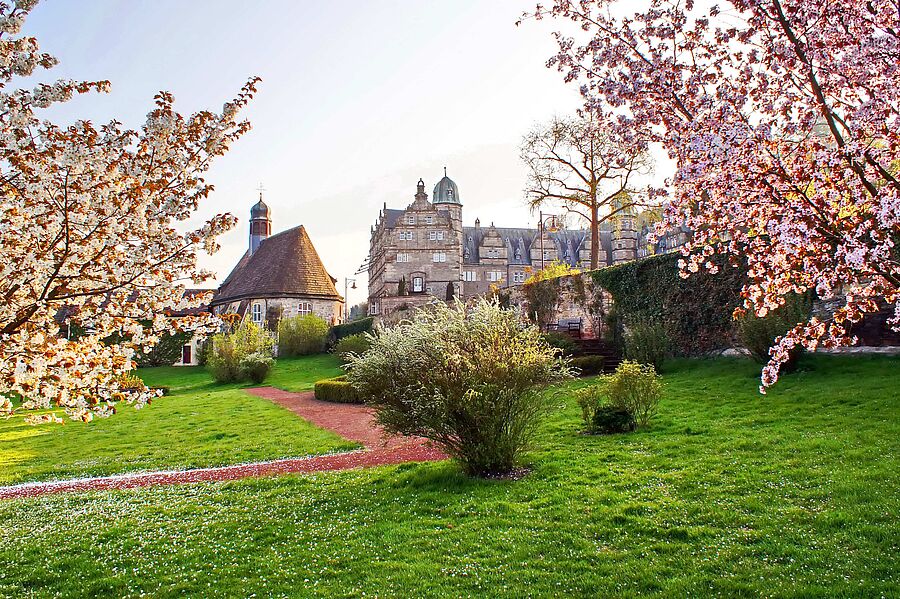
[
  {"x1": 332, "y1": 333, "x2": 372, "y2": 360},
  {"x1": 346, "y1": 299, "x2": 573, "y2": 477},
  {"x1": 278, "y1": 314, "x2": 329, "y2": 356}
]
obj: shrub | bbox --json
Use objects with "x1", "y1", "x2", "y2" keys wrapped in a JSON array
[
  {"x1": 542, "y1": 332, "x2": 578, "y2": 357},
  {"x1": 347, "y1": 299, "x2": 572, "y2": 476},
  {"x1": 332, "y1": 333, "x2": 372, "y2": 360},
  {"x1": 624, "y1": 321, "x2": 669, "y2": 371},
  {"x1": 278, "y1": 314, "x2": 329, "y2": 356},
  {"x1": 737, "y1": 293, "x2": 812, "y2": 370},
  {"x1": 207, "y1": 320, "x2": 275, "y2": 383},
  {"x1": 604, "y1": 361, "x2": 662, "y2": 428},
  {"x1": 570, "y1": 355, "x2": 605, "y2": 376},
  {"x1": 314, "y1": 376, "x2": 362, "y2": 404},
  {"x1": 331, "y1": 317, "x2": 375, "y2": 343},
  {"x1": 592, "y1": 405, "x2": 636, "y2": 434},
  {"x1": 116, "y1": 372, "x2": 146, "y2": 392},
  {"x1": 239, "y1": 351, "x2": 274, "y2": 384},
  {"x1": 576, "y1": 384, "x2": 635, "y2": 434}
]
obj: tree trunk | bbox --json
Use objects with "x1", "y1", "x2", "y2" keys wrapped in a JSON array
[{"x1": 590, "y1": 203, "x2": 600, "y2": 270}]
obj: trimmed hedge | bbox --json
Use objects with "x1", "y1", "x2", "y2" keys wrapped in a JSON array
[
  {"x1": 330, "y1": 317, "x2": 375, "y2": 344},
  {"x1": 570, "y1": 355, "x2": 605, "y2": 376},
  {"x1": 313, "y1": 375, "x2": 362, "y2": 404},
  {"x1": 592, "y1": 252, "x2": 745, "y2": 356}
]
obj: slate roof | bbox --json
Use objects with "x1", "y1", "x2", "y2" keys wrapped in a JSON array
[
  {"x1": 212, "y1": 225, "x2": 342, "y2": 306},
  {"x1": 462, "y1": 225, "x2": 616, "y2": 267}
]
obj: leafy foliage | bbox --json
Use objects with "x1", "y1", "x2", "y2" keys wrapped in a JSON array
[
  {"x1": 332, "y1": 334, "x2": 372, "y2": 360},
  {"x1": 314, "y1": 376, "x2": 362, "y2": 404},
  {"x1": 238, "y1": 352, "x2": 274, "y2": 384},
  {"x1": 737, "y1": 293, "x2": 812, "y2": 366},
  {"x1": 542, "y1": 331, "x2": 578, "y2": 357},
  {"x1": 570, "y1": 355, "x2": 605, "y2": 376},
  {"x1": 207, "y1": 320, "x2": 275, "y2": 384},
  {"x1": 604, "y1": 361, "x2": 661, "y2": 428},
  {"x1": 624, "y1": 321, "x2": 669, "y2": 372},
  {"x1": 347, "y1": 299, "x2": 572, "y2": 476},
  {"x1": 593, "y1": 253, "x2": 745, "y2": 355},
  {"x1": 278, "y1": 314, "x2": 329, "y2": 357},
  {"x1": 524, "y1": 260, "x2": 580, "y2": 285},
  {"x1": 330, "y1": 317, "x2": 375, "y2": 343},
  {"x1": 133, "y1": 329, "x2": 193, "y2": 367},
  {"x1": 576, "y1": 360, "x2": 661, "y2": 431}
]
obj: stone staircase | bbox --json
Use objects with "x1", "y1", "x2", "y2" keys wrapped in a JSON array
[{"x1": 572, "y1": 338, "x2": 623, "y2": 373}]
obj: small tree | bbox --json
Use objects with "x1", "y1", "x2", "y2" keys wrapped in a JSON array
[
  {"x1": 277, "y1": 314, "x2": 329, "y2": 356},
  {"x1": 347, "y1": 299, "x2": 572, "y2": 476}
]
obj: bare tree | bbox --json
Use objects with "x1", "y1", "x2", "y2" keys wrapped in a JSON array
[{"x1": 520, "y1": 113, "x2": 655, "y2": 269}]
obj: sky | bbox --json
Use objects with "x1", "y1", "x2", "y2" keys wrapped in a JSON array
[{"x1": 20, "y1": 0, "x2": 666, "y2": 308}]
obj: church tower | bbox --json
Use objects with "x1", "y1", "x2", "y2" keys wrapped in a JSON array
[{"x1": 249, "y1": 193, "x2": 271, "y2": 255}]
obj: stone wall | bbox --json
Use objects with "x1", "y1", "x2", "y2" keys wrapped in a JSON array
[{"x1": 501, "y1": 272, "x2": 612, "y2": 339}]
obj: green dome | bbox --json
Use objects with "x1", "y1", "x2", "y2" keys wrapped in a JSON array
[{"x1": 432, "y1": 170, "x2": 461, "y2": 205}]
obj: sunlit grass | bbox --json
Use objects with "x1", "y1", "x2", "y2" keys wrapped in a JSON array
[
  {"x1": 1, "y1": 354, "x2": 897, "y2": 597},
  {"x1": 0, "y1": 354, "x2": 354, "y2": 485}
]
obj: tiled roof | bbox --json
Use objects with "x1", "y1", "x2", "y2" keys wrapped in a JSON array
[{"x1": 212, "y1": 225, "x2": 342, "y2": 306}]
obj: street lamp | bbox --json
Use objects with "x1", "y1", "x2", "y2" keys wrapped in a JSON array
[
  {"x1": 538, "y1": 211, "x2": 562, "y2": 271},
  {"x1": 343, "y1": 277, "x2": 357, "y2": 323}
]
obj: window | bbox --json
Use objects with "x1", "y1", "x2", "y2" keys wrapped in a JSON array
[
  {"x1": 432, "y1": 252, "x2": 446, "y2": 263},
  {"x1": 484, "y1": 248, "x2": 500, "y2": 258},
  {"x1": 251, "y1": 303, "x2": 262, "y2": 323},
  {"x1": 298, "y1": 301, "x2": 312, "y2": 316},
  {"x1": 405, "y1": 215, "x2": 416, "y2": 225},
  {"x1": 513, "y1": 271, "x2": 526, "y2": 284},
  {"x1": 369, "y1": 302, "x2": 379, "y2": 315},
  {"x1": 398, "y1": 230, "x2": 413, "y2": 241},
  {"x1": 488, "y1": 271, "x2": 503, "y2": 282},
  {"x1": 412, "y1": 276, "x2": 424, "y2": 293},
  {"x1": 429, "y1": 231, "x2": 445, "y2": 241},
  {"x1": 397, "y1": 253, "x2": 411, "y2": 263},
  {"x1": 425, "y1": 215, "x2": 433, "y2": 224},
  {"x1": 462, "y1": 271, "x2": 476, "y2": 282}
]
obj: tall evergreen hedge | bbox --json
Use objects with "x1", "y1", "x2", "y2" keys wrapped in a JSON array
[{"x1": 592, "y1": 253, "x2": 746, "y2": 355}]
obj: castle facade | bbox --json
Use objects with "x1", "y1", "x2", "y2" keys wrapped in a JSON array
[{"x1": 367, "y1": 171, "x2": 686, "y2": 319}]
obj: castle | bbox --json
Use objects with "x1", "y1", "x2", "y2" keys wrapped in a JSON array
[{"x1": 367, "y1": 171, "x2": 686, "y2": 319}]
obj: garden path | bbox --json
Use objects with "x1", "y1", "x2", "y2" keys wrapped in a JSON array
[{"x1": 0, "y1": 389, "x2": 446, "y2": 501}]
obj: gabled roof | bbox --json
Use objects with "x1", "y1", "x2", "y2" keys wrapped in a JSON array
[{"x1": 212, "y1": 225, "x2": 342, "y2": 306}]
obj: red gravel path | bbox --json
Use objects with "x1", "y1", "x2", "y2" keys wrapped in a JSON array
[{"x1": 0, "y1": 389, "x2": 446, "y2": 501}]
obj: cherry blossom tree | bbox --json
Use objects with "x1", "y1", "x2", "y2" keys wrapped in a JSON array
[
  {"x1": 0, "y1": 0, "x2": 258, "y2": 421},
  {"x1": 520, "y1": 112, "x2": 658, "y2": 269},
  {"x1": 527, "y1": 0, "x2": 900, "y2": 390}
]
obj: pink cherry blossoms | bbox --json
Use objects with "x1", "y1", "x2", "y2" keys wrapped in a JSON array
[{"x1": 530, "y1": 0, "x2": 900, "y2": 389}]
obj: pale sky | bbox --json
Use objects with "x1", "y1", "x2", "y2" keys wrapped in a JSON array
[{"x1": 21, "y1": 0, "x2": 667, "y2": 308}]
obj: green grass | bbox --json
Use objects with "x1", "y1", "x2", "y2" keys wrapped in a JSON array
[
  {"x1": 0, "y1": 355, "x2": 898, "y2": 597},
  {"x1": 0, "y1": 355, "x2": 354, "y2": 485}
]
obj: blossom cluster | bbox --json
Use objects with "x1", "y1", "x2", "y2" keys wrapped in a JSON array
[
  {"x1": 531, "y1": 0, "x2": 900, "y2": 389},
  {"x1": 0, "y1": 0, "x2": 258, "y2": 420}
]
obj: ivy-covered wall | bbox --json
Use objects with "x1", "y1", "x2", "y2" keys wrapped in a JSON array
[
  {"x1": 591, "y1": 253, "x2": 746, "y2": 355},
  {"x1": 502, "y1": 252, "x2": 746, "y2": 356}
]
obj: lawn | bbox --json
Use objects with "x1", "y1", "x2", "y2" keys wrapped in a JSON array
[
  {"x1": 0, "y1": 355, "x2": 898, "y2": 597},
  {"x1": 0, "y1": 354, "x2": 354, "y2": 485}
]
